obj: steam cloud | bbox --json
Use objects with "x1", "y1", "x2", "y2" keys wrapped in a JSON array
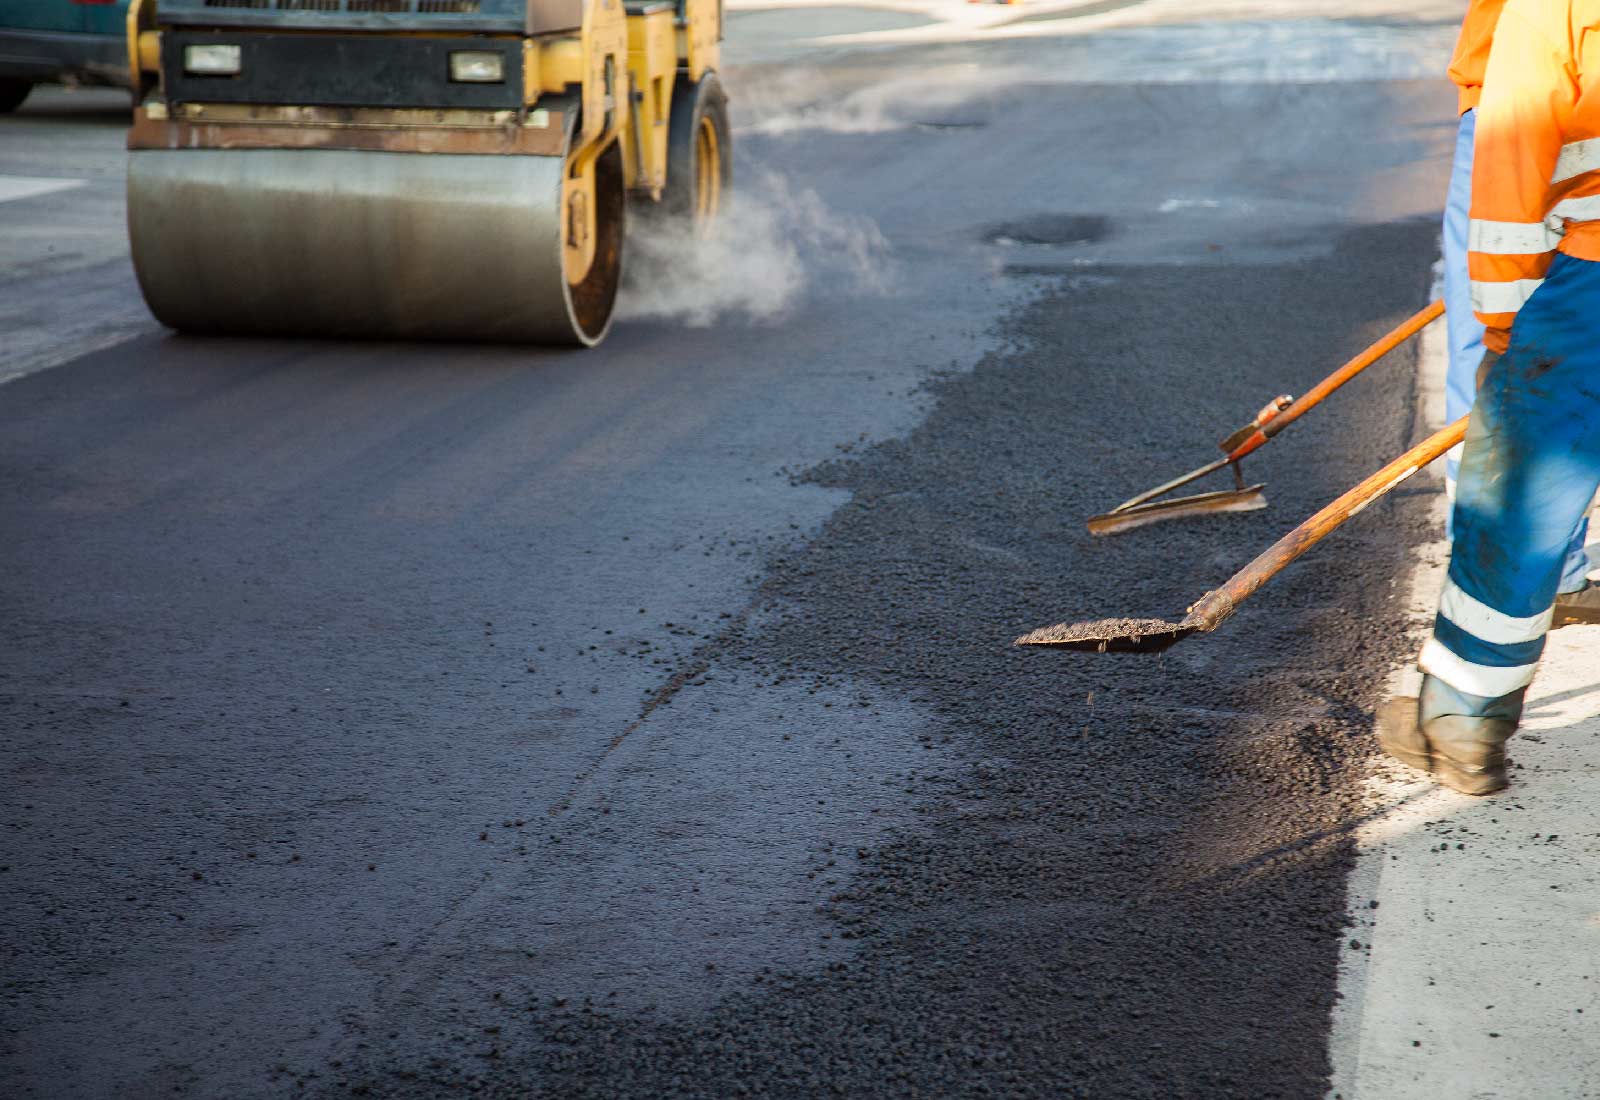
[
  {"x1": 740, "y1": 65, "x2": 997, "y2": 137},
  {"x1": 618, "y1": 169, "x2": 894, "y2": 328}
]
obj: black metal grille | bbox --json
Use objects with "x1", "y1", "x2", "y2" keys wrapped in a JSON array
[
  {"x1": 199, "y1": 0, "x2": 481, "y2": 9},
  {"x1": 162, "y1": 31, "x2": 524, "y2": 109},
  {"x1": 174, "y1": 0, "x2": 512, "y2": 30}
]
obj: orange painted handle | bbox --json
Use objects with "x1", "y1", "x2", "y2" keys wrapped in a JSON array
[
  {"x1": 1254, "y1": 395, "x2": 1293, "y2": 427},
  {"x1": 1185, "y1": 414, "x2": 1468, "y2": 634},
  {"x1": 1226, "y1": 298, "x2": 1445, "y2": 463}
]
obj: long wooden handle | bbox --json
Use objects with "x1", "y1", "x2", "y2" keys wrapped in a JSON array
[
  {"x1": 1225, "y1": 299, "x2": 1446, "y2": 463},
  {"x1": 1183, "y1": 415, "x2": 1468, "y2": 633}
]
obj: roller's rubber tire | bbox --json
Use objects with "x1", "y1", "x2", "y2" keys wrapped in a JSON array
[
  {"x1": 660, "y1": 73, "x2": 731, "y2": 231},
  {"x1": 0, "y1": 79, "x2": 33, "y2": 114}
]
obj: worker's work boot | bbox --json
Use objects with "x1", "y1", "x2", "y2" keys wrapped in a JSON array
[
  {"x1": 1377, "y1": 674, "x2": 1525, "y2": 796},
  {"x1": 1553, "y1": 581, "x2": 1600, "y2": 628}
]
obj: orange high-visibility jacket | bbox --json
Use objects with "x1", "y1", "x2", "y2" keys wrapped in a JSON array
[
  {"x1": 1450, "y1": 0, "x2": 1509, "y2": 113},
  {"x1": 1469, "y1": 0, "x2": 1600, "y2": 352}
]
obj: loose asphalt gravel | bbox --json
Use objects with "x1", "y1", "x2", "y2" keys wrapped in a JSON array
[
  {"x1": 334, "y1": 220, "x2": 1441, "y2": 1099},
  {"x1": 2, "y1": 34, "x2": 1457, "y2": 1095}
]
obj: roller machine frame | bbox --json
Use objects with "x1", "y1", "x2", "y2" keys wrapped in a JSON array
[{"x1": 124, "y1": 0, "x2": 731, "y2": 346}]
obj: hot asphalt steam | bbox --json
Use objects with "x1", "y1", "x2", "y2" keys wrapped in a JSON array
[
  {"x1": 619, "y1": 169, "x2": 894, "y2": 327},
  {"x1": 740, "y1": 65, "x2": 998, "y2": 136}
]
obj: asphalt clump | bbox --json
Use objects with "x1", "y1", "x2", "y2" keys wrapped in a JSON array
[
  {"x1": 339, "y1": 219, "x2": 1439, "y2": 1099},
  {"x1": 1014, "y1": 616, "x2": 1184, "y2": 646}
]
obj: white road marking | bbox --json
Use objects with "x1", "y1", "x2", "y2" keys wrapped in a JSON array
[
  {"x1": 0, "y1": 176, "x2": 87, "y2": 204},
  {"x1": 0, "y1": 260, "x2": 159, "y2": 387}
]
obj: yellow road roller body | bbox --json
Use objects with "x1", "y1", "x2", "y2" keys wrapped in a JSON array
[{"x1": 124, "y1": 0, "x2": 730, "y2": 346}]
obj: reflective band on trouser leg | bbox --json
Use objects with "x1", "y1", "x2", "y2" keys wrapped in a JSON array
[
  {"x1": 1437, "y1": 577, "x2": 1553, "y2": 642},
  {"x1": 1419, "y1": 638, "x2": 1541, "y2": 698},
  {"x1": 1424, "y1": 253, "x2": 1600, "y2": 697},
  {"x1": 1443, "y1": 109, "x2": 1485, "y2": 531}
]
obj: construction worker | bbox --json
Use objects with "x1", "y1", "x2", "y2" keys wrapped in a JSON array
[
  {"x1": 1442, "y1": 0, "x2": 1599, "y2": 622},
  {"x1": 1383, "y1": 0, "x2": 1600, "y2": 795}
]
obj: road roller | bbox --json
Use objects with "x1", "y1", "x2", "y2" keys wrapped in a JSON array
[{"x1": 123, "y1": 0, "x2": 730, "y2": 346}]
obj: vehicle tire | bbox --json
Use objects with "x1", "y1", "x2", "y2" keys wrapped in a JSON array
[
  {"x1": 659, "y1": 72, "x2": 731, "y2": 232},
  {"x1": 0, "y1": 79, "x2": 33, "y2": 113}
]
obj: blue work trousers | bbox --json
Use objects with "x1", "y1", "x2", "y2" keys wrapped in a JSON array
[
  {"x1": 1421, "y1": 253, "x2": 1600, "y2": 697},
  {"x1": 1442, "y1": 109, "x2": 1484, "y2": 462},
  {"x1": 1443, "y1": 108, "x2": 1591, "y2": 591}
]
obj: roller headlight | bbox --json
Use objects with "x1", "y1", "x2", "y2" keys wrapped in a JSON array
[
  {"x1": 183, "y1": 44, "x2": 242, "y2": 76},
  {"x1": 449, "y1": 51, "x2": 504, "y2": 84}
]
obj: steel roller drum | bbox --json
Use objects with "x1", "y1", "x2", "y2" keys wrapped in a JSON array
[{"x1": 127, "y1": 148, "x2": 619, "y2": 346}]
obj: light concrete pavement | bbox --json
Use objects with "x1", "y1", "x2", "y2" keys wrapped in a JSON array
[{"x1": 1329, "y1": 290, "x2": 1600, "y2": 1100}]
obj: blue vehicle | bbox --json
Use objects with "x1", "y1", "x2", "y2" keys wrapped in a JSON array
[{"x1": 0, "y1": 0, "x2": 131, "y2": 111}]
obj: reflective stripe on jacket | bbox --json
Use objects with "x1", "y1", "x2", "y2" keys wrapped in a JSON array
[
  {"x1": 1469, "y1": 0, "x2": 1600, "y2": 352},
  {"x1": 1450, "y1": 0, "x2": 1509, "y2": 114}
]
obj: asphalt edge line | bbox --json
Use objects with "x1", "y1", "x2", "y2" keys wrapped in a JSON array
[
  {"x1": 0, "y1": 327, "x2": 155, "y2": 389},
  {"x1": 0, "y1": 255, "x2": 161, "y2": 388}
]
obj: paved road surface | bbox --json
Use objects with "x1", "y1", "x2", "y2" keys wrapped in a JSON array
[{"x1": 2, "y1": 9, "x2": 1456, "y2": 1098}]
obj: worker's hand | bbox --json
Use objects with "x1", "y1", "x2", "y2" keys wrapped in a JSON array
[{"x1": 1476, "y1": 349, "x2": 1501, "y2": 390}]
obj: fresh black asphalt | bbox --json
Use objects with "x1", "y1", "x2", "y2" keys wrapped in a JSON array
[{"x1": 0, "y1": 36, "x2": 1454, "y2": 1099}]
